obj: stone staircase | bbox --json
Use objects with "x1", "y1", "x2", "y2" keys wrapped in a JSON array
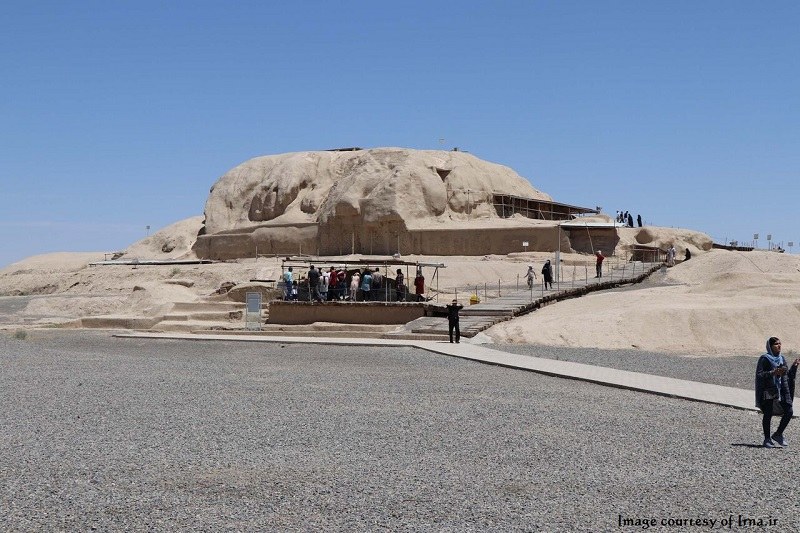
[{"x1": 150, "y1": 300, "x2": 255, "y2": 333}]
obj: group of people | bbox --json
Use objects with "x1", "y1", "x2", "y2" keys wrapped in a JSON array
[
  {"x1": 524, "y1": 261, "x2": 555, "y2": 290},
  {"x1": 616, "y1": 210, "x2": 642, "y2": 228},
  {"x1": 281, "y1": 265, "x2": 426, "y2": 303},
  {"x1": 522, "y1": 251, "x2": 605, "y2": 289}
]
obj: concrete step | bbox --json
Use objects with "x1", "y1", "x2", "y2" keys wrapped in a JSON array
[
  {"x1": 260, "y1": 323, "x2": 395, "y2": 333},
  {"x1": 381, "y1": 332, "x2": 450, "y2": 341},
  {"x1": 191, "y1": 329, "x2": 388, "y2": 339},
  {"x1": 169, "y1": 301, "x2": 246, "y2": 312},
  {"x1": 150, "y1": 320, "x2": 246, "y2": 333},
  {"x1": 81, "y1": 315, "x2": 162, "y2": 329},
  {"x1": 160, "y1": 310, "x2": 247, "y2": 322}
]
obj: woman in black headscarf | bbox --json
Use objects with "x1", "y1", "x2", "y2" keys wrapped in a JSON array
[{"x1": 755, "y1": 337, "x2": 799, "y2": 448}]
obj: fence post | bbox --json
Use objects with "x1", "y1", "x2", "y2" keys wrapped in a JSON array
[
  {"x1": 516, "y1": 274, "x2": 519, "y2": 290},
  {"x1": 498, "y1": 279, "x2": 501, "y2": 297}
]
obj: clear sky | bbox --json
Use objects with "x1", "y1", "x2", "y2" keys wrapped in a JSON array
[{"x1": 2, "y1": 1, "x2": 799, "y2": 268}]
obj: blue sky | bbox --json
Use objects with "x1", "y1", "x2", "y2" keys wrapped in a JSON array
[{"x1": 2, "y1": 1, "x2": 799, "y2": 267}]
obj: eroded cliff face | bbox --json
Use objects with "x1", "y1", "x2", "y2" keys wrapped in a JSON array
[{"x1": 201, "y1": 148, "x2": 552, "y2": 234}]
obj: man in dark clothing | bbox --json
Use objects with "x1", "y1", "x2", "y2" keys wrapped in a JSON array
[
  {"x1": 308, "y1": 265, "x2": 322, "y2": 302},
  {"x1": 637, "y1": 214, "x2": 642, "y2": 227},
  {"x1": 446, "y1": 299, "x2": 463, "y2": 343},
  {"x1": 627, "y1": 213, "x2": 634, "y2": 228}
]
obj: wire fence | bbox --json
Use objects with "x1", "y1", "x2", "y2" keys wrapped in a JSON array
[{"x1": 436, "y1": 257, "x2": 661, "y2": 305}]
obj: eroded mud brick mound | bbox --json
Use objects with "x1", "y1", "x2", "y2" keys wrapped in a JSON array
[{"x1": 194, "y1": 148, "x2": 553, "y2": 258}]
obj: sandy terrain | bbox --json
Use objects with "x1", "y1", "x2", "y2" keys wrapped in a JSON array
[{"x1": 1, "y1": 216, "x2": 795, "y2": 357}]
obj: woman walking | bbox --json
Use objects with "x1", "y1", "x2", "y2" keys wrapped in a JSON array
[
  {"x1": 755, "y1": 337, "x2": 799, "y2": 448},
  {"x1": 541, "y1": 260, "x2": 553, "y2": 290}
]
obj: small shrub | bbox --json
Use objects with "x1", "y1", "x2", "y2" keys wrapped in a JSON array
[
  {"x1": 170, "y1": 267, "x2": 181, "y2": 278},
  {"x1": 14, "y1": 330, "x2": 27, "y2": 340}
]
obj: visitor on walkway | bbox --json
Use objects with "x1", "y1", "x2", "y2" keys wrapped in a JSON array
[
  {"x1": 755, "y1": 337, "x2": 799, "y2": 448},
  {"x1": 283, "y1": 267, "x2": 293, "y2": 300},
  {"x1": 327, "y1": 267, "x2": 338, "y2": 301},
  {"x1": 395, "y1": 269, "x2": 405, "y2": 302},
  {"x1": 308, "y1": 265, "x2": 322, "y2": 302},
  {"x1": 414, "y1": 268, "x2": 425, "y2": 302},
  {"x1": 627, "y1": 213, "x2": 634, "y2": 228},
  {"x1": 524, "y1": 265, "x2": 537, "y2": 288},
  {"x1": 361, "y1": 269, "x2": 373, "y2": 301},
  {"x1": 372, "y1": 268, "x2": 383, "y2": 301},
  {"x1": 637, "y1": 214, "x2": 642, "y2": 227},
  {"x1": 336, "y1": 269, "x2": 347, "y2": 300},
  {"x1": 446, "y1": 299, "x2": 463, "y2": 343},
  {"x1": 290, "y1": 280, "x2": 298, "y2": 301},
  {"x1": 320, "y1": 268, "x2": 330, "y2": 301},
  {"x1": 595, "y1": 250, "x2": 604, "y2": 278},
  {"x1": 666, "y1": 245, "x2": 676, "y2": 266},
  {"x1": 541, "y1": 260, "x2": 553, "y2": 290},
  {"x1": 684, "y1": 248, "x2": 691, "y2": 261},
  {"x1": 350, "y1": 271, "x2": 360, "y2": 301}
]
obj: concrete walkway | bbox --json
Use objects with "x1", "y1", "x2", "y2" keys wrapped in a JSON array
[{"x1": 115, "y1": 331, "x2": 757, "y2": 413}]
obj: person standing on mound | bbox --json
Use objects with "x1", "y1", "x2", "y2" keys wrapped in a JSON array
[
  {"x1": 755, "y1": 337, "x2": 799, "y2": 448},
  {"x1": 446, "y1": 299, "x2": 463, "y2": 343}
]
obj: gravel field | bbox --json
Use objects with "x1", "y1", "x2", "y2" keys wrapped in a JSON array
[
  {"x1": 490, "y1": 344, "x2": 759, "y2": 390},
  {"x1": 1, "y1": 330, "x2": 796, "y2": 532}
]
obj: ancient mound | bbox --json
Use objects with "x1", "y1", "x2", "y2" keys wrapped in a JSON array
[
  {"x1": 202, "y1": 148, "x2": 551, "y2": 233},
  {"x1": 194, "y1": 148, "x2": 556, "y2": 258}
]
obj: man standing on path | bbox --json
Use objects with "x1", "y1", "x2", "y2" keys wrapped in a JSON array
[
  {"x1": 308, "y1": 265, "x2": 322, "y2": 302},
  {"x1": 595, "y1": 250, "x2": 605, "y2": 278},
  {"x1": 283, "y1": 267, "x2": 294, "y2": 300},
  {"x1": 637, "y1": 214, "x2": 642, "y2": 227},
  {"x1": 372, "y1": 268, "x2": 383, "y2": 301},
  {"x1": 446, "y1": 299, "x2": 463, "y2": 343}
]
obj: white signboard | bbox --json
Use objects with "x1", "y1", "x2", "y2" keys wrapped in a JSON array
[{"x1": 245, "y1": 292, "x2": 262, "y2": 331}]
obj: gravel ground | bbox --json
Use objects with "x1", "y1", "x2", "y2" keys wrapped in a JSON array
[
  {"x1": 491, "y1": 344, "x2": 760, "y2": 390},
  {"x1": 1, "y1": 330, "x2": 796, "y2": 532}
]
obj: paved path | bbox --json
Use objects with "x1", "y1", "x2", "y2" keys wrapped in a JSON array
[
  {"x1": 399, "y1": 261, "x2": 663, "y2": 339},
  {"x1": 115, "y1": 331, "x2": 757, "y2": 413}
]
